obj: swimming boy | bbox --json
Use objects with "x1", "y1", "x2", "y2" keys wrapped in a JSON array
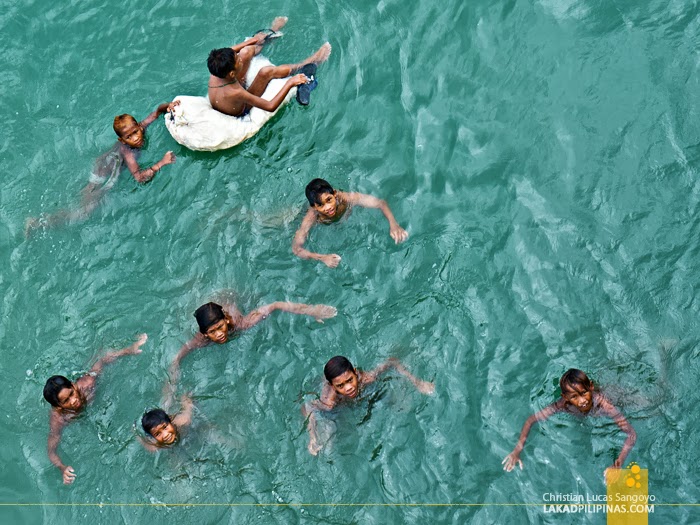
[
  {"x1": 302, "y1": 356, "x2": 434, "y2": 455},
  {"x1": 25, "y1": 102, "x2": 177, "y2": 235},
  {"x1": 139, "y1": 394, "x2": 194, "y2": 451},
  {"x1": 292, "y1": 178, "x2": 409, "y2": 268},
  {"x1": 502, "y1": 369, "x2": 637, "y2": 476},
  {"x1": 166, "y1": 299, "x2": 337, "y2": 389},
  {"x1": 43, "y1": 334, "x2": 147, "y2": 484},
  {"x1": 207, "y1": 16, "x2": 331, "y2": 117}
]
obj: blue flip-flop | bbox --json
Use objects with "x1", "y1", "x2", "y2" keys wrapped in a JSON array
[{"x1": 296, "y1": 63, "x2": 318, "y2": 106}]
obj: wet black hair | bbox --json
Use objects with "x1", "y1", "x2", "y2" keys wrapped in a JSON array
[
  {"x1": 194, "y1": 302, "x2": 226, "y2": 333},
  {"x1": 141, "y1": 409, "x2": 172, "y2": 436},
  {"x1": 305, "y1": 178, "x2": 335, "y2": 207},
  {"x1": 560, "y1": 368, "x2": 593, "y2": 393},
  {"x1": 43, "y1": 375, "x2": 74, "y2": 407},
  {"x1": 207, "y1": 48, "x2": 237, "y2": 79},
  {"x1": 324, "y1": 356, "x2": 355, "y2": 383}
]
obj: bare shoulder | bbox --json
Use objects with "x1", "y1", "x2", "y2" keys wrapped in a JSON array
[
  {"x1": 75, "y1": 374, "x2": 96, "y2": 395},
  {"x1": 222, "y1": 303, "x2": 244, "y2": 323},
  {"x1": 595, "y1": 391, "x2": 621, "y2": 415},
  {"x1": 359, "y1": 368, "x2": 377, "y2": 385},
  {"x1": 49, "y1": 408, "x2": 70, "y2": 430}
]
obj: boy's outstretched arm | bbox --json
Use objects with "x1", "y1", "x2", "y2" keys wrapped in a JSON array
[
  {"x1": 89, "y1": 334, "x2": 147, "y2": 377},
  {"x1": 139, "y1": 102, "x2": 177, "y2": 129},
  {"x1": 47, "y1": 412, "x2": 76, "y2": 484},
  {"x1": 502, "y1": 402, "x2": 561, "y2": 472},
  {"x1": 163, "y1": 337, "x2": 208, "y2": 407},
  {"x1": 237, "y1": 302, "x2": 338, "y2": 330},
  {"x1": 344, "y1": 192, "x2": 409, "y2": 244},
  {"x1": 292, "y1": 209, "x2": 341, "y2": 268},
  {"x1": 363, "y1": 358, "x2": 434, "y2": 394}
]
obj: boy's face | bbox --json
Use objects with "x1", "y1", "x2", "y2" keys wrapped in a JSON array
[
  {"x1": 117, "y1": 120, "x2": 145, "y2": 148},
  {"x1": 150, "y1": 422, "x2": 177, "y2": 445},
  {"x1": 562, "y1": 383, "x2": 593, "y2": 413},
  {"x1": 313, "y1": 192, "x2": 338, "y2": 218},
  {"x1": 330, "y1": 370, "x2": 359, "y2": 398},
  {"x1": 204, "y1": 318, "x2": 230, "y2": 344},
  {"x1": 57, "y1": 386, "x2": 83, "y2": 411}
]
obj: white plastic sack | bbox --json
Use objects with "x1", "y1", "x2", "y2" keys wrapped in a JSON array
[{"x1": 165, "y1": 56, "x2": 295, "y2": 151}]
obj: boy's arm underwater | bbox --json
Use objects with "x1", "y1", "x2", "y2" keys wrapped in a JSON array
[
  {"x1": 171, "y1": 394, "x2": 195, "y2": 429},
  {"x1": 47, "y1": 411, "x2": 76, "y2": 484},
  {"x1": 236, "y1": 302, "x2": 337, "y2": 330},
  {"x1": 302, "y1": 384, "x2": 337, "y2": 455},
  {"x1": 599, "y1": 397, "x2": 637, "y2": 470},
  {"x1": 502, "y1": 401, "x2": 562, "y2": 471},
  {"x1": 362, "y1": 358, "x2": 434, "y2": 394},
  {"x1": 163, "y1": 336, "x2": 209, "y2": 405},
  {"x1": 343, "y1": 192, "x2": 409, "y2": 244},
  {"x1": 292, "y1": 208, "x2": 342, "y2": 268}
]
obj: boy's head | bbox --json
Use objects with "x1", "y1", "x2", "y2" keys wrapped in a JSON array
[
  {"x1": 324, "y1": 356, "x2": 359, "y2": 398},
  {"x1": 43, "y1": 375, "x2": 83, "y2": 411},
  {"x1": 113, "y1": 114, "x2": 144, "y2": 148},
  {"x1": 194, "y1": 302, "x2": 230, "y2": 343},
  {"x1": 141, "y1": 409, "x2": 177, "y2": 445},
  {"x1": 305, "y1": 179, "x2": 338, "y2": 218},
  {"x1": 560, "y1": 369, "x2": 594, "y2": 413},
  {"x1": 207, "y1": 48, "x2": 237, "y2": 79}
]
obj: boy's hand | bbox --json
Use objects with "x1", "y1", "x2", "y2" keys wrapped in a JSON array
[
  {"x1": 390, "y1": 224, "x2": 409, "y2": 244},
  {"x1": 130, "y1": 333, "x2": 148, "y2": 354},
  {"x1": 166, "y1": 100, "x2": 180, "y2": 113},
  {"x1": 63, "y1": 466, "x2": 76, "y2": 484},
  {"x1": 502, "y1": 451, "x2": 523, "y2": 472},
  {"x1": 321, "y1": 254, "x2": 341, "y2": 268},
  {"x1": 311, "y1": 305, "x2": 337, "y2": 323},
  {"x1": 416, "y1": 380, "x2": 435, "y2": 395},
  {"x1": 604, "y1": 466, "x2": 622, "y2": 484},
  {"x1": 289, "y1": 74, "x2": 309, "y2": 87},
  {"x1": 161, "y1": 151, "x2": 176, "y2": 165},
  {"x1": 308, "y1": 436, "x2": 323, "y2": 456}
]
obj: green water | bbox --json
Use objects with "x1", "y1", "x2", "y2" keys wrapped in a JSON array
[{"x1": 2, "y1": 0, "x2": 700, "y2": 523}]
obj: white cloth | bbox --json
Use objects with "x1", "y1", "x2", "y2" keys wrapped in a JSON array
[{"x1": 165, "y1": 56, "x2": 295, "y2": 151}]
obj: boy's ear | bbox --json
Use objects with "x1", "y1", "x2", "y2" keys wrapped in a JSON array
[{"x1": 117, "y1": 136, "x2": 126, "y2": 144}]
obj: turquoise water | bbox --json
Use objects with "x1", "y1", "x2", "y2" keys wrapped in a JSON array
[{"x1": 2, "y1": 0, "x2": 700, "y2": 522}]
